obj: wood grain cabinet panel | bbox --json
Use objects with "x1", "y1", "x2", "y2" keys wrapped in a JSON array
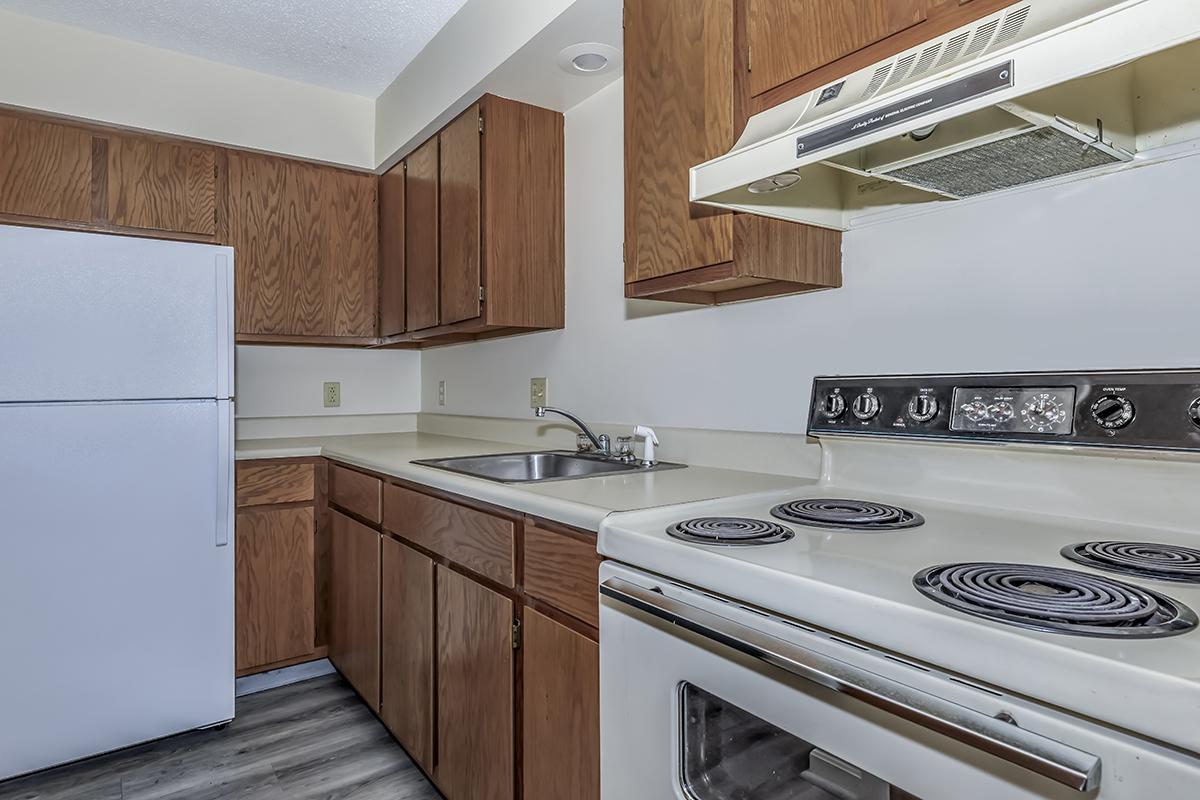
[
  {"x1": 747, "y1": 0, "x2": 928, "y2": 97},
  {"x1": 523, "y1": 525, "x2": 601, "y2": 628},
  {"x1": 226, "y1": 150, "x2": 377, "y2": 339},
  {"x1": 380, "y1": 537, "x2": 435, "y2": 773},
  {"x1": 329, "y1": 510, "x2": 381, "y2": 709},
  {"x1": 405, "y1": 138, "x2": 440, "y2": 332},
  {"x1": 105, "y1": 135, "x2": 216, "y2": 235},
  {"x1": 522, "y1": 609, "x2": 599, "y2": 800},
  {"x1": 235, "y1": 462, "x2": 315, "y2": 507},
  {"x1": 383, "y1": 483, "x2": 515, "y2": 587},
  {"x1": 378, "y1": 160, "x2": 406, "y2": 337},
  {"x1": 0, "y1": 115, "x2": 92, "y2": 223},
  {"x1": 438, "y1": 105, "x2": 482, "y2": 326},
  {"x1": 436, "y1": 565, "x2": 514, "y2": 800},
  {"x1": 329, "y1": 463, "x2": 382, "y2": 524},
  {"x1": 235, "y1": 506, "x2": 316, "y2": 672}
]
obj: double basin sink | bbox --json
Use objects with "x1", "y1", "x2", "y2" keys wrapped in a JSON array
[{"x1": 413, "y1": 451, "x2": 684, "y2": 484}]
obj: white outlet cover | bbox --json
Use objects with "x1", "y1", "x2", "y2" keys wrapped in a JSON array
[{"x1": 530, "y1": 377, "x2": 548, "y2": 408}]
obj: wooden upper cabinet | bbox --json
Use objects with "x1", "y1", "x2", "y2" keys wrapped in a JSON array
[
  {"x1": 0, "y1": 115, "x2": 92, "y2": 223},
  {"x1": 378, "y1": 160, "x2": 406, "y2": 338},
  {"x1": 405, "y1": 138, "x2": 440, "y2": 332},
  {"x1": 104, "y1": 135, "x2": 217, "y2": 236},
  {"x1": 747, "y1": 0, "x2": 929, "y2": 97},
  {"x1": 226, "y1": 151, "x2": 378, "y2": 340},
  {"x1": 439, "y1": 105, "x2": 483, "y2": 326}
]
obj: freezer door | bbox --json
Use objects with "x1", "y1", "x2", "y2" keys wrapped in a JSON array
[
  {"x1": 0, "y1": 225, "x2": 233, "y2": 402},
  {"x1": 0, "y1": 400, "x2": 235, "y2": 781}
]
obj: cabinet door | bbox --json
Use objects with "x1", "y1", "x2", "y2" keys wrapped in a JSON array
[
  {"x1": 105, "y1": 135, "x2": 216, "y2": 236},
  {"x1": 438, "y1": 105, "x2": 482, "y2": 326},
  {"x1": 436, "y1": 566, "x2": 513, "y2": 800},
  {"x1": 227, "y1": 152, "x2": 377, "y2": 338},
  {"x1": 329, "y1": 510, "x2": 381, "y2": 708},
  {"x1": 234, "y1": 506, "x2": 315, "y2": 672},
  {"x1": 405, "y1": 138, "x2": 440, "y2": 332},
  {"x1": 0, "y1": 115, "x2": 92, "y2": 223},
  {"x1": 381, "y1": 537, "x2": 435, "y2": 772},
  {"x1": 378, "y1": 160, "x2": 406, "y2": 337},
  {"x1": 624, "y1": 0, "x2": 735, "y2": 282},
  {"x1": 748, "y1": 0, "x2": 928, "y2": 97},
  {"x1": 522, "y1": 609, "x2": 599, "y2": 800}
]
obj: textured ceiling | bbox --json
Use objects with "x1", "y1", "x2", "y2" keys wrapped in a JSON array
[{"x1": 0, "y1": 0, "x2": 470, "y2": 97}]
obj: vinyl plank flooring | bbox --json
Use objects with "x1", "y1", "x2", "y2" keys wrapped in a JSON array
[{"x1": 0, "y1": 675, "x2": 441, "y2": 800}]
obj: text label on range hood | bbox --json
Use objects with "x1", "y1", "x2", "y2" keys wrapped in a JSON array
[{"x1": 795, "y1": 63, "x2": 1015, "y2": 160}]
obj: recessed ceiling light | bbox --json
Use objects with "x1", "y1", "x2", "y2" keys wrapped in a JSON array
[{"x1": 557, "y1": 43, "x2": 622, "y2": 76}]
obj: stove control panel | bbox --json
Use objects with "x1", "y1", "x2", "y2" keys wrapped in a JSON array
[{"x1": 808, "y1": 371, "x2": 1200, "y2": 451}]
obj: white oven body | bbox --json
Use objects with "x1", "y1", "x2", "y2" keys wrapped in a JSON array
[{"x1": 599, "y1": 562, "x2": 1200, "y2": 800}]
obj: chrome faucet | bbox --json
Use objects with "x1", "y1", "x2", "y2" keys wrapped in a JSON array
[{"x1": 534, "y1": 406, "x2": 611, "y2": 455}]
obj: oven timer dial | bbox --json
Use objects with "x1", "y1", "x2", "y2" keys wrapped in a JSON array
[
  {"x1": 960, "y1": 401, "x2": 990, "y2": 423},
  {"x1": 1020, "y1": 393, "x2": 1069, "y2": 432},
  {"x1": 988, "y1": 401, "x2": 1015, "y2": 423}
]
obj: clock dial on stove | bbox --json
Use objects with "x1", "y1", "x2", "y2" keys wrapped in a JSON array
[{"x1": 1020, "y1": 393, "x2": 1069, "y2": 433}]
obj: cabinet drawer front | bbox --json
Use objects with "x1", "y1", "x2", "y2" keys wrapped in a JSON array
[
  {"x1": 523, "y1": 525, "x2": 601, "y2": 627},
  {"x1": 384, "y1": 484, "x2": 515, "y2": 587},
  {"x1": 236, "y1": 462, "x2": 315, "y2": 507},
  {"x1": 330, "y1": 463, "x2": 382, "y2": 523}
]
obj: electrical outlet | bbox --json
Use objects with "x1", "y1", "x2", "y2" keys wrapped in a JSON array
[
  {"x1": 323, "y1": 381, "x2": 341, "y2": 408},
  {"x1": 530, "y1": 377, "x2": 548, "y2": 409},
  {"x1": 438, "y1": 380, "x2": 447, "y2": 407}
]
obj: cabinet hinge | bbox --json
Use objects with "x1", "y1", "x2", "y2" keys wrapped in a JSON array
[
  {"x1": 747, "y1": 45, "x2": 752, "y2": 72},
  {"x1": 511, "y1": 619, "x2": 522, "y2": 650},
  {"x1": 479, "y1": 285, "x2": 486, "y2": 303},
  {"x1": 479, "y1": 114, "x2": 484, "y2": 134}
]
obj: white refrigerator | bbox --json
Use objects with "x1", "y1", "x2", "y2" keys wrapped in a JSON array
[{"x1": 0, "y1": 225, "x2": 236, "y2": 781}]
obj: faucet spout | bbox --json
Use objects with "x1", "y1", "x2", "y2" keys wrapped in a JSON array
[{"x1": 534, "y1": 406, "x2": 609, "y2": 455}]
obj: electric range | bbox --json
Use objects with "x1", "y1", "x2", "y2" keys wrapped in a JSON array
[{"x1": 598, "y1": 370, "x2": 1200, "y2": 800}]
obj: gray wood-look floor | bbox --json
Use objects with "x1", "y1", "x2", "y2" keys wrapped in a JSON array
[{"x1": 0, "y1": 675, "x2": 442, "y2": 800}]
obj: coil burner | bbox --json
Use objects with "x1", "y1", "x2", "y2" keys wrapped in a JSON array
[
  {"x1": 771, "y1": 499, "x2": 924, "y2": 531},
  {"x1": 667, "y1": 517, "x2": 795, "y2": 546},
  {"x1": 1062, "y1": 541, "x2": 1200, "y2": 584},
  {"x1": 914, "y1": 562, "x2": 1197, "y2": 638}
]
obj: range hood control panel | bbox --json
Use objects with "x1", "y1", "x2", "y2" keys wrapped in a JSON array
[{"x1": 808, "y1": 371, "x2": 1200, "y2": 451}]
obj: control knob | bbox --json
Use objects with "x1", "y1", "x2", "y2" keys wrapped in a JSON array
[
  {"x1": 820, "y1": 392, "x2": 846, "y2": 420},
  {"x1": 1189, "y1": 398, "x2": 1200, "y2": 429},
  {"x1": 907, "y1": 394, "x2": 939, "y2": 423},
  {"x1": 852, "y1": 393, "x2": 882, "y2": 421},
  {"x1": 1090, "y1": 395, "x2": 1135, "y2": 430}
]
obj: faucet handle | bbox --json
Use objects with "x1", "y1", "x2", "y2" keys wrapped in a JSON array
[{"x1": 576, "y1": 433, "x2": 595, "y2": 453}]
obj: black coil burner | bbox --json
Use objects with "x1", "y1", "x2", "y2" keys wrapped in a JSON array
[
  {"x1": 667, "y1": 517, "x2": 794, "y2": 546},
  {"x1": 770, "y1": 499, "x2": 924, "y2": 531},
  {"x1": 1062, "y1": 541, "x2": 1200, "y2": 584},
  {"x1": 914, "y1": 562, "x2": 1198, "y2": 638}
]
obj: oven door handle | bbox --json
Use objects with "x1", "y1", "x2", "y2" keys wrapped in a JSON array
[{"x1": 601, "y1": 577, "x2": 1102, "y2": 794}]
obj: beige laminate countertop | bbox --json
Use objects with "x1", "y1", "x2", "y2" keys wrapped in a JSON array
[{"x1": 236, "y1": 432, "x2": 811, "y2": 531}]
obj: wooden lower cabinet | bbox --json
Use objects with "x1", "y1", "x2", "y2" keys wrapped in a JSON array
[
  {"x1": 234, "y1": 506, "x2": 316, "y2": 672},
  {"x1": 329, "y1": 510, "x2": 381, "y2": 708},
  {"x1": 381, "y1": 537, "x2": 435, "y2": 773},
  {"x1": 522, "y1": 608, "x2": 600, "y2": 800},
  {"x1": 436, "y1": 565, "x2": 514, "y2": 800}
]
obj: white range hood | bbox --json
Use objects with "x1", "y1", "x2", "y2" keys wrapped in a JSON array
[{"x1": 690, "y1": 0, "x2": 1200, "y2": 230}]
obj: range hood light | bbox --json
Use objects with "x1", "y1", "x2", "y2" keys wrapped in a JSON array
[
  {"x1": 909, "y1": 124, "x2": 940, "y2": 142},
  {"x1": 747, "y1": 171, "x2": 801, "y2": 194}
]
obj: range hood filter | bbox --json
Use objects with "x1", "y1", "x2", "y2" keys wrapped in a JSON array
[{"x1": 880, "y1": 125, "x2": 1127, "y2": 198}]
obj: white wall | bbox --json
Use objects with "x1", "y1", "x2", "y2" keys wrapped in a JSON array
[
  {"x1": 421, "y1": 79, "x2": 1200, "y2": 435},
  {"x1": 235, "y1": 347, "x2": 420, "y2": 419},
  {"x1": 0, "y1": 10, "x2": 374, "y2": 167}
]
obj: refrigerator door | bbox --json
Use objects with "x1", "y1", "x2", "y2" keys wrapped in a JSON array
[
  {"x1": 0, "y1": 225, "x2": 233, "y2": 402},
  {"x1": 0, "y1": 399, "x2": 235, "y2": 781}
]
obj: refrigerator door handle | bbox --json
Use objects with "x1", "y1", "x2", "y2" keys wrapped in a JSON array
[
  {"x1": 215, "y1": 401, "x2": 232, "y2": 547},
  {"x1": 214, "y1": 253, "x2": 234, "y2": 401}
]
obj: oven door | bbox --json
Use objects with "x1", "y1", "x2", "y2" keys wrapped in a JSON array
[{"x1": 599, "y1": 562, "x2": 1200, "y2": 800}]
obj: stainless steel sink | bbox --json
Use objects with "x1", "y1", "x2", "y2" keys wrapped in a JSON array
[{"x1": 412, "y1": 451, "x2": 684, "y2": 484}]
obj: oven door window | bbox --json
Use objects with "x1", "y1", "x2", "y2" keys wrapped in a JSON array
[{"x1": 680, "y1": 684, "x2": 920, "y2": 800}]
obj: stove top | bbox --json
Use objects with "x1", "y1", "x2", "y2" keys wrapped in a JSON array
[
  {"x1": 770, "y1": 498, "x2": 924, "y2": 530},
  {"x1": 1062, "y1": 541, "x2": 1200, "y2": 584},
  {"x1": 912, "y1": 562, "x2": 1198, "y2": 638},
  {"x1": 666, "y1": 517, "x2": 794, "y2": 546}
]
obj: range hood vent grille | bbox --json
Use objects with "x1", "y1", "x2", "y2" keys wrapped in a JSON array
[
  {"x1": 995, "y1": 7, "x2": 1033, "y2": 46},
  {"x1": 880, "y1": 125, "x2": 1125, "y2": 197},
  {"x1": 963, "y1": 19, "x2": 1001, "y2": 60},
  {"x1": 938, "y1": 32, "x2": 972, "y2": 68}
]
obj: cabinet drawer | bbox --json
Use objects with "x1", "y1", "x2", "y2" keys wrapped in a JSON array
[
  {"x1": 236, "y1": 462, "x2": 315, "y2": 507},
  {"x1": 523, "y1": 525, "x2": 601, "y2": 627},
  {"x1": 330, "y1": 463, "x2": 382, "y2": 523},
  {"x1": 384, "y1": 484, "x2": 515, "y2": 587}
]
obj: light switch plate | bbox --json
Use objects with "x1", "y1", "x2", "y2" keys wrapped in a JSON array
[
  {"x1": 438, "y1": 380, "x2": 447, "y2": 406},
  {"x1": 323, "y1": 382, "x2": 341, "y2": 408},
  {"x1": 530, "y1": 377, "x2": 548, "y2": 408}
]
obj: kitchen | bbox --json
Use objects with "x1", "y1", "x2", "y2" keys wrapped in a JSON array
[{"x1": 2, "y1": 0, "x2": 1200, "y2": 799}]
